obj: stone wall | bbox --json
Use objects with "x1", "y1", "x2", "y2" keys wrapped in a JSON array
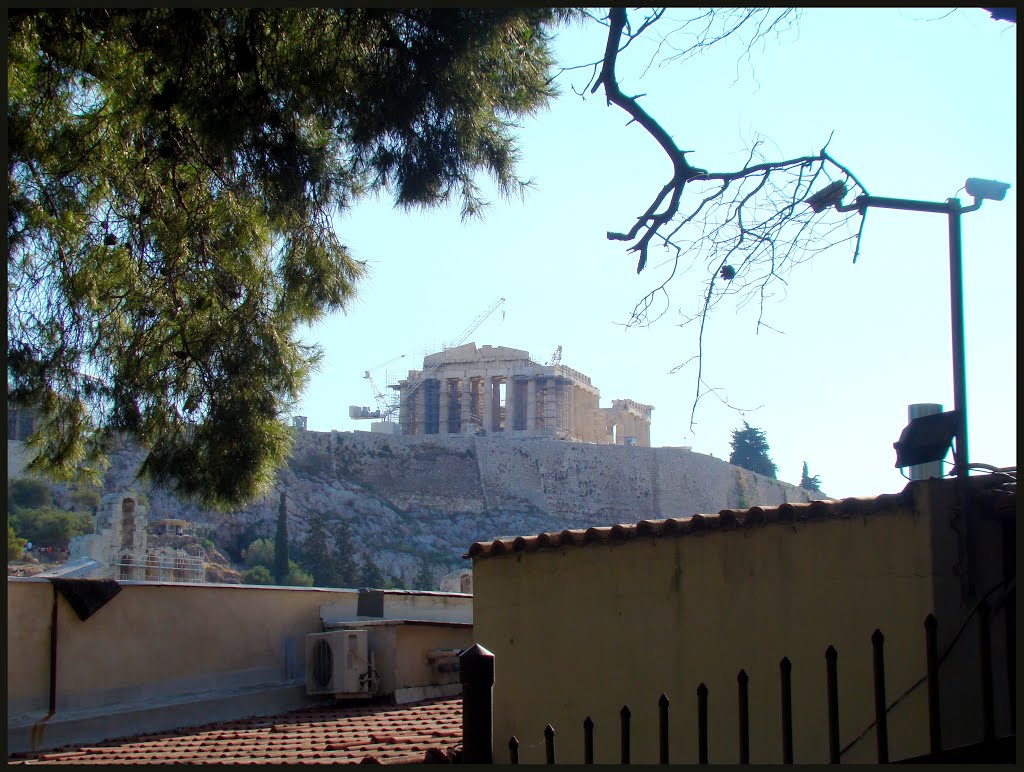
[{"x1": 300, "y1": 430, "x2": 812, "y2": 526}]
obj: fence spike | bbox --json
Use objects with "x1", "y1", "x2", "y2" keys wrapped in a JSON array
[
  {"x1": 871, "y1": 629, "x2": 889, "y2": 763},
  {"x1": 620, "y1": 705, "x2": 631, "y2": 764},
  {"x1": 825, "y1": 645, "x2": 840, "y2": 764},
  {"x1": 697, "y1": 683, "x2": 709, "y2": 764},
  {"x1": 738, "y1": 670, "x2": 750, "y2": 764},
  {"x1": 544, "y1": 724, "x2": 555, "y2": 764},
  {"x1": 658, "y1": 694, "x2": 670, "y2": 764},
  {"x1": 583, "y1": 716, "x2": 594, "y2": 765},
  {"x1": 780, "y1": 657, "x2": 793, "y2": 764}
]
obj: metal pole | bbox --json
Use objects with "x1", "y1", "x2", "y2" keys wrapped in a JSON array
[
  {"x1": 946, "y1": 198, "x2": 969, "y2": 481},
  {"x1": 459, "y1": 644, "x2": 495, "y2": 763}
]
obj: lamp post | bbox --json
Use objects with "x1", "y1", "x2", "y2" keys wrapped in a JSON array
[{"x1": 806, "y1": 177, "x2": 1010, "y2": 484}]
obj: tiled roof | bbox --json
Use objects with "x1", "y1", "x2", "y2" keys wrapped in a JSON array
[
  {"x1": 8, "y1": 697, "x2": 462, "y2": 765},
  {"x1": 465, "y1": 489, "x2": 917, "y2": 560}
]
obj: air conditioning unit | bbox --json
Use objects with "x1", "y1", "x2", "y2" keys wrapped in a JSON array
[{"x1": 305, "y1": 630, "x2": 371, "y2": 697}]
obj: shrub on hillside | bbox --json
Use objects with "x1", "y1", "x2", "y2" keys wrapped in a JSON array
[
  {"x1": 9, "y1": 525, "x2": 28, "y2": 560},
  {"x1": 241, "y1": 565, "x2": 273, "y2": 585},
  {"x1": 8, "y1": 506, "x2": 93, "y2": 549},
  {"x1": 240, "y1": 561, "x2": 313, "y2": 587},
  {"x1": 8, "y1": 477, "x2": 52, "y2": 511},
  {"x1": 241, "y1": 537, "x2": 276, "y2": 569}
]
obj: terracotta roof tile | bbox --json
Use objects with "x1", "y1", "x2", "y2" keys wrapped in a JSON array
[
  {"x1": 8, "y1": 697, "x2": 462, "y2": 765},
  {"x1": 466, "y1": 486, "x2": 922, "y2": 560}
]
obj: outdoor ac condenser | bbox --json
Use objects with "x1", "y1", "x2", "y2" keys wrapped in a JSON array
[{"x1": 305, "y1": 629, "x2": 371, "y2": 697}]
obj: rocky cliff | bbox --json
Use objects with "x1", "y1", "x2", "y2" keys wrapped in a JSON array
[{"x1": 9, "y1": 431, "x2": 822, "y2": 585}]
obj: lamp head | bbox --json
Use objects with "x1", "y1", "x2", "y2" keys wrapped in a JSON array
[{"x1": 965, "y1": 177, "x2": 1010, "y2": 202}]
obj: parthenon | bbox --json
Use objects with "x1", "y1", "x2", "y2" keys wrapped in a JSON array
[{"x1": 390, "y1": 344, "x2": 653, "y2": 446}]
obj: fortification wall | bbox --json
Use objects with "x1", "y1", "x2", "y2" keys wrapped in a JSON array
[{"x1": 290, "y1": 430, "x2": 813, "y2": 526}]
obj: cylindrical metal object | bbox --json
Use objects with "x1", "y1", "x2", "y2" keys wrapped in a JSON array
[{"x1": 907, "y1": 404, "x2": 945, "y2": 480}]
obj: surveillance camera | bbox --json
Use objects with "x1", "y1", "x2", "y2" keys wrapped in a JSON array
[
  {"x1": 804, "y1": 180, "x2": 848, "y2": 213},
  {"x1": 965, "y1": 178, "x2": 1011, "y2": 202}
]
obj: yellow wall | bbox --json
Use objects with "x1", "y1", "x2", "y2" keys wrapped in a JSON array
[
  {"x1": 473, "y1": 489, "x2": 1011, "y2": 764},
  {"x1": 7, "y1": 580, "x2": 358, "y2": 716}
]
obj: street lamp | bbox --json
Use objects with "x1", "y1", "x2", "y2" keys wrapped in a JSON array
[{"x1": 805, "y1": 177, "x2": 1011, "y2": 483}]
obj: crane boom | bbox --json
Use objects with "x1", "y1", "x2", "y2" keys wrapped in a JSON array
[{"x1": 401, "y1": 298, "x2": 506, "y2": 402}]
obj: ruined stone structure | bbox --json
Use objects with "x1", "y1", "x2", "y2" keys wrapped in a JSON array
[
  {"x1": 391, "y1": 344, "x2": 653, "y2": 447},
  {"x1": 68, "y1": 492, "x2": 205, "y2": 582}
]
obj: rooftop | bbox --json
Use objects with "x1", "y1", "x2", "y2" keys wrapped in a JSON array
[
  {"x1": 9, "y1": 697, "x2": 462, "y2": 765},
  {"x1": 465, "y1": 475, "x2": 1015, "y2": 560}
]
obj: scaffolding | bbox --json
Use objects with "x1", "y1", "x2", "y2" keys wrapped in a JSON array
[{"x1": 113, "y1": 548, "x2": 206, "y2": 583}]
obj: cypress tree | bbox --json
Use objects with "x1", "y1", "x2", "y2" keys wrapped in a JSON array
[
  {"x1": 273, "y1": 490, "x2": 289, "y2": 584},
  {"x1": 302, "y1": 511, "x2": 331, "y2": 586},
  {"x1": 800, "y1": 461, "x2": 823, "y2": 494}
]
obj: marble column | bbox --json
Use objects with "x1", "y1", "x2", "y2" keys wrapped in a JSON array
[
  {"x1": 505, "y1": 376, "x2": 517, "y2": 432},
  {"x1": 438, "y1": 379, "x2": 449, "y2": 435},
  {"x1": 460, "y1": 377, "x2": 471, "y2": 432},
  {"x1": 489, "y1": 376, "x2": 501, "y2": 434},
  {"x1": 544, "y1": 380, "x2": 558, "y2": 430},
  {"x1": 482, "y1": 376, "x2": 494, "y2": 434},
  {"x1": 415, "y1": 385, "x2": 427, "y2": 436},
  {"x1": 526, "y1": 377, "x2": 537, "y2": 430}
]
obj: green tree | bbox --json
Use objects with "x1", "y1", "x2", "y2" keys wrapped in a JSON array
[
  {"x1": 361, "y1": 554, "x2": 385, "y2": 589},
  {"x1": 9, "y1": 525, "x2": 29, "y2": 560},
  {"x1": 241, "y1": 565, "x2": 273, "y2": 585},
  {"x1": 273, "y1": 491, "x2": 289, "y2": 584},
  {"x1": 240, "y1": 559, "x2": 310, "y2": 586},
  {"x1": 284, "y1": 561, "x2": 314, "y2": 587},
  {"x1": 327, "y1": 521, "x2": 358, "y2": 588},
  {"x1": 800, "y1": 461, "x2": 823, "y2": 494},
  {"x1": 8, "y1": 506, "x2": 94, "y2": 549},
  {"x1": 729, "y1": 421, "x2": 778, "y2": 479},
  {"x1": 7, "y1": 477, "x2": 52, "y2": 511},
  {"x1": 241, "y1": 537, "x2": 275, "y2": 569},
  {"x1": 414, "y1": 558, "x2": 434, "y2": 590},
  {"x1": 7, "y1": 8, "x2": 573, "y2": 510},
  {"x1": 300, "y1": 511, "x2": 331, "y2": 586}
]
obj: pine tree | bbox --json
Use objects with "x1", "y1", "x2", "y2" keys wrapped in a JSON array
[
  {"x1": 7, "y1": 9, "x2": 576, "y2": 508},
  {"x1": 273, "y1": 490, "x2": 289, "y2": 584},
  {"x1": 729, "y1": 421, "x2": 778, "y2": 479}
]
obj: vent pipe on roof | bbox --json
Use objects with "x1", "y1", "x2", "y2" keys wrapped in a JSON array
[{"x1": 907, "y1": 403, "x2": 945, "y2": 480}]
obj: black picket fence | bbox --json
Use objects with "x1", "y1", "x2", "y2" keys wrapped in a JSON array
[{"x1": 459, "y1": 607, "x2": 1013, "y2": 764}]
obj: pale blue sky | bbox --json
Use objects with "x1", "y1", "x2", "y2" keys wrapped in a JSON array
[{"x1": 296, "y1": 8, "x2": 1016, "y2": 500}]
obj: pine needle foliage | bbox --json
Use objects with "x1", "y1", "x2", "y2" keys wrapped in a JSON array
[{"x1": 7, "y1": 9, "x2": 573, "y2": 509}]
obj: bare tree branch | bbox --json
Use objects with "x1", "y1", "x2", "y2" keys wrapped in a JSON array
[{"x1": 588, "y1": 7, "x2": 869, "y2": 430}]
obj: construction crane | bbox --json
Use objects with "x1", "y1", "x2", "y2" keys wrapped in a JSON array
[
  {"x1": 349, "y1": 354, "x2": 405, "y2": 421},
  {"x1": 348, "y1": 299, "x2": 506, "y2": 425},
  {"x1": 397, "y1": 297, "x2": 506, "y2": 417},
  {"x1": 547, "y1": 345, "x2": 562, "y2": 366}
]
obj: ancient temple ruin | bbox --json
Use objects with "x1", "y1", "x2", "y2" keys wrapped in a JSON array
[
  {"x1": 390, "y1": 344, "x2": 653, "y2": 446},
  {"x1": 59, "y1": 492, "x2": 205, "y2": 582}
]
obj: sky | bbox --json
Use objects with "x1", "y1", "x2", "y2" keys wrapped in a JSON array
[{"x1": 294, "y1": 8, "x2": 1016, "y2": 500}]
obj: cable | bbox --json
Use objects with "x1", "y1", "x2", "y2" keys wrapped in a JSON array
[{"x1": 838, "y1": 576, "x2": 1014, "y2": 758}]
